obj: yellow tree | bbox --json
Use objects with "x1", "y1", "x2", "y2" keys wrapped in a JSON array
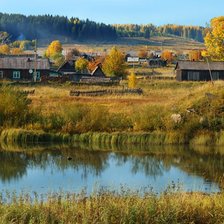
[
  {"x1": 189, "y1": 50, "x2": 202, "y2": 61},
  {"x1": 161, "y1": 50, "x2": 173, "y2": 63},
  {"x1": 204, "y1": 16, "x2": 224, "y2": 60},
  {"x1": 128, "y1": 72, "x2": 137, "y2": 89},
  {"x1": 0, "y1": 44, "x2": 10, "y2": 54},
  {"x1": 45, "y1": 40, "x2": 63, "y2": 58},
  {"x1": 102, "y1": 47, "x2": 126, "y2": 77},
  {"x1": 11, "y1": 48, "x2": 23, "y2": 55},
  {"x1": 75, "y1": 57, "x2": 88, "y2": 73}
]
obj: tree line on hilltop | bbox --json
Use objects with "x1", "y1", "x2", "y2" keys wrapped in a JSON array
[
  {"x1": 0, "y1": 13, "x2": 208, "y2": 42},
  {"x1": 0, "y1": 13, "x2": 117, "y2": 41},
  {"x1": 114, "y1": 24, "x2": 206, "y2": 42}
]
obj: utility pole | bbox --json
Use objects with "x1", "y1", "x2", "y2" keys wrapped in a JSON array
[
  {"x1": 34, "y1": 39, "x2": 37, "y2": 82},
  {"x1": 205, "y1": 57, "x2": 214, "y2": 85}
]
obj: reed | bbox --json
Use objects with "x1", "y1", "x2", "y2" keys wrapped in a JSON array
[
  {"x1": 0, "y1": 129, "x2": 70, "y2": 144},
  {"x1": 0, "y1": 190, "x2": 223, "y2": 224}
]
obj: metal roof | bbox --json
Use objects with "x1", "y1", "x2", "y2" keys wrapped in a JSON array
[
  {"x1": 0, "y1": 57, "x2": 50, "y2": 70},
  {"x1": 176, "y1": 61, "x2": 224, "y2": 71}
]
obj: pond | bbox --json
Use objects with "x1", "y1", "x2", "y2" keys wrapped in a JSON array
[{"x1": 0, "y1": 144, "x2": 223, "y2": 195}]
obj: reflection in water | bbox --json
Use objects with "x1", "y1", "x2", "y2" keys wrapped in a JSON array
[
  {"x1": 0, "y1": 152, "x2": 27, "y2": 182},
  {"x1": 0, "y1": 144, "x2": 223, "y2": 193}
]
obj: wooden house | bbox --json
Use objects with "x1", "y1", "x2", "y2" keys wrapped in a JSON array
[
  {"x1": 175, "y1": 61, "x2": 224, "y2": 81},
  {"x1": 57, "y1": 59, "x2": 76, "y2": 75},
  {"x1": 58, "y1": 59, "x2": 106, "y2": 82},
  {"x1": 0, "y1": 56, "x2": 51, "y2": 81},
  {"x1": 90, "y1": 65, "x2": 105, "y2": 77}
]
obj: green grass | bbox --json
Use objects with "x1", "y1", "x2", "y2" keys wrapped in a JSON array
[{"x1": 0, "y1": 129, "x2": 70, "y2": 145}]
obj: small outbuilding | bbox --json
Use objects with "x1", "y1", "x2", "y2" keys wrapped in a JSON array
[{"x1": 175, "y1": 61, "x2": 224, "y2": 81}]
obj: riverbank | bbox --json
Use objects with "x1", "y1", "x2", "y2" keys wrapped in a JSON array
[
  {"x1": 0, "y1": 190, "x2": 223, "y2": 224},
  {"x1": 1, "y1": 80, "x2": 224, "y2": 147},
  {"x1": 1, "y1": 128, "x2": 224, "y2": 147}
]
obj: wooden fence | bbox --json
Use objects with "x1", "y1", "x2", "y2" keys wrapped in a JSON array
[
  {"x1": 21, "y1": 89, "x2": 35, "y2": 95},
  {"x1": 70, "y1": 88, "x2": 143, "y2": 97}
]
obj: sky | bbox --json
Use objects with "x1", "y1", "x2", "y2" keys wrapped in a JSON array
[{"x1": 0, "y1": 0, "x2": 223, "y2": 26}]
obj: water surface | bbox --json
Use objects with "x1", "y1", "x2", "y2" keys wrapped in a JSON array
[{"x1": 0, "y1": 144, "x2": 222, "y2": 194}]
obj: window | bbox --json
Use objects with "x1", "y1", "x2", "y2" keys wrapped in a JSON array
[
  {"x1": 13, "y1": 71, "x2": 20, "y2": 79},
  {"x1": 33, "y1": 71, "x2": 40, "y2": 81},
  {"x1": 211, "y1": 71, "x2": 219, "y2": 80},
  {"x1": 36, "y1": 71, "x2": 40, "y2": 79},
  {"x1": 49, "y1": 72, "x2": 59, "y2": 77},
  {"x1": 0, "y1": 71, "x2": 3, "y2": 79},
  {"x1": 188, "y1": 71, "x2": 200, "y2": 81}
]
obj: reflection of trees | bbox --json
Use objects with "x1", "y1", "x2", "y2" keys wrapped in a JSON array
[
  {"x1": 162, "y1": 148, "x2": 224, "y2": 189},
  {"x1": 113, "y1": 153, "x2": 166, "y2": 177},
  {"x1": 0, "y1": 152, "x2": 27, "y2": 182},
  {"x1": 18, "y1": 148, "x2": 110, "y2": 179},
  {"x1": 52, "y1": 149, "x2": 110, "y2": 179},
  {"x1": 0, "y1": 147, "x2": 110, "y2": 182},
  {"x1": 1, "y1": 143, "x2": 224, "y2": 190}
]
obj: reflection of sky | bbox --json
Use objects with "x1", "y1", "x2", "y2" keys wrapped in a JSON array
[{"x1": 0, "y1": 155, "x2": 219, "y2": 195}]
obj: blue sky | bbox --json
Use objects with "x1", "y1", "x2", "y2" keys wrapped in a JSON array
[{"x1": 0, "y1": 0, "x2": 223, "y2": 26}]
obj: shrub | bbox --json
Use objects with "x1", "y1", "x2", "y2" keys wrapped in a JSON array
[
  {"x1": 0, "y1": 86, "x2": 31, "y2": 127},
  {"x1": 132, "y1": 106, "x2": 166, "y2": 131}
]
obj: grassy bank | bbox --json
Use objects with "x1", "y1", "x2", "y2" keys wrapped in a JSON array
[
  {"x1": 0, "y1": 80, "x2": 224, "y2": 146},
  {"x1": 0, "y1": 191, "x2": 223, "y2": 224},
  {"x1": 0, "y1": 129, "x2": 70, "y2": 145},
  {"x1": 1, "y1": 128, "x2": 224, "y2": 148}
]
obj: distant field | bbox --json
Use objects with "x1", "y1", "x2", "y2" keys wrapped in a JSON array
[
  {"x1": 35, "y1": 36, "x2": 204, "y2": 56},
  {"x1": 21, "y1": 79, "x2": 205, "y2": 116}
]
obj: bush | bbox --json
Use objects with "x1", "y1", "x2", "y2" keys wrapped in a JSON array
[
  {"x1": 132, "y1": 106, "x2": 166, "y2": 131},
  {"x1": 0, "y1": 86, "x2": 31, "y2": 127}
]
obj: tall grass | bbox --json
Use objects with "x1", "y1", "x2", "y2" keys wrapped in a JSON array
[
  {"x1": 0, "y1": 190, "x2": 224, "y2": 224},
  {"x1": 0, "y1": 81, "x2": 224, "y2": 146},
  {"x1": 0, "y1": 86, "x2": 31, "y2": 127},
  {"x1": 0, "y1": 129, "x2": 70, "y2": 145}
]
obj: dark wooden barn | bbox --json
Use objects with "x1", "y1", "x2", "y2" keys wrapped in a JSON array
[
  {"x1": 175, "y1": 61, "x2": 224, "y2": 81},
  {"x1": 0, "y1": 56, "x2": 51, "y2": 81},
  {"x1": 90, "y1": 65, "x2": 105, "y2": 77},
  {"x1": 58, "y1": 60, "x2": 106, "y2": 82},
  {"x1": 57, "y1": 59, "x2": 76, "y2": 75}
]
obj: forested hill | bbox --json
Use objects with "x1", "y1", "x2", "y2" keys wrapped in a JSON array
[
  {"x1": 0, "y1": 13, "x2": 117, "y2": 41},
  {"x1": 0, "y1": 12, "x2": 206, "y2": 43},
  {"x1": 114, "y1": 24, "x2": 206, "y2": 42}
]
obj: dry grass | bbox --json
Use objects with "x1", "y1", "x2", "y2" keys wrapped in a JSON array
[
  {"x1": 1, "y1": 79, "x2": 223, "y2": 145},
  {"x1": 0, "y1": 190, "x2": 224, "y2": 224},
  {"x1": 26, "y1": 78, "x2": 206, "y2": 115}
]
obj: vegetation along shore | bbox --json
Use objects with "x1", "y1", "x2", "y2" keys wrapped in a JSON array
[
  {"x1": 0, "y1": 79, "x2": 223, "y2": 147},
  {"x1": 0, "y1": 190, "x2": 223, "y2": 224}
]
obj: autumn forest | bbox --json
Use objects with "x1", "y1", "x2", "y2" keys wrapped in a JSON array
[{"x1": 0, "y1": 12, "x2": 205, "y2": 42}]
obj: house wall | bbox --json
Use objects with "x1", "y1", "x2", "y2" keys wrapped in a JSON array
[
  {"x1": 0, "y1": 69, "x2": 50, "y2": 81},
  {"x1": 176, "y1": 70, "x2": 224, "y2": 81},
  {"x1": 69, "y1": 74, "x2": 90, "y2": 82}
]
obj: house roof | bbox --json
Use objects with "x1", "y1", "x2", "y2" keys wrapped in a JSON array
[
  {"x1": 57, "y1": 60, "x2": 76, "y2": 72},
  {"x1": 0, "y1": 56, "x2": 50, "y2": 70},
  {"x1": 91, "y1": 65, "x2": 102, "y2": 75},
  {"x1": 175, "y1": 61, "x2": 224, "y2": 71}
]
